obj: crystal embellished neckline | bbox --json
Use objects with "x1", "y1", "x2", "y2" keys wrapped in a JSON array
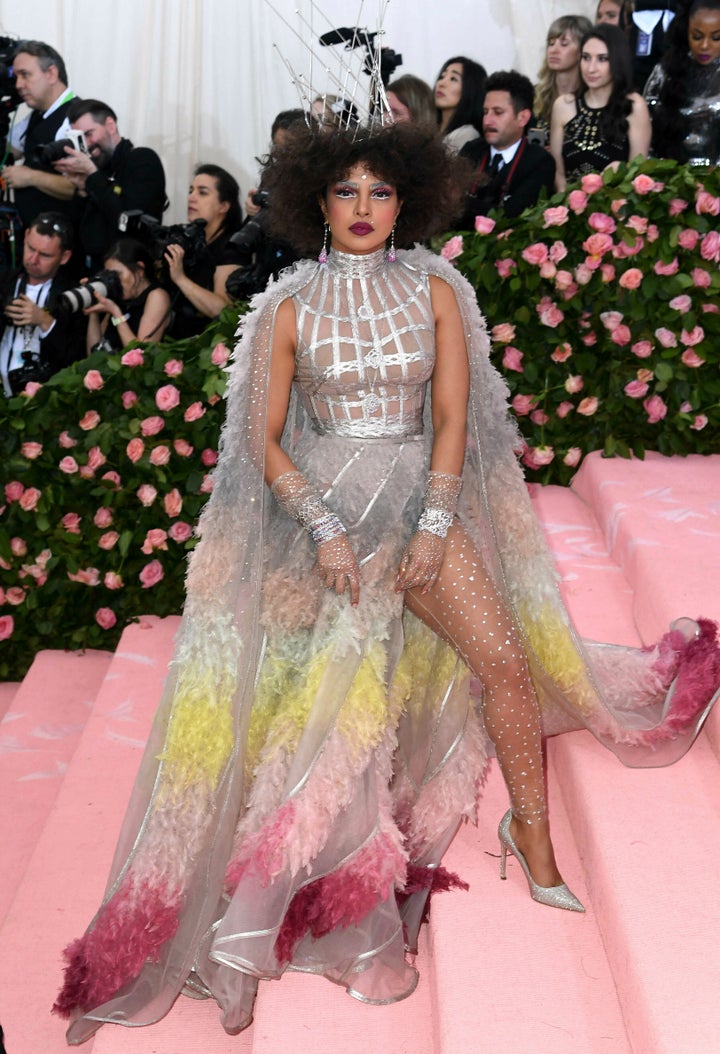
[{"x1": 326, "y1": 247, "x2": 388, "y2": 277}]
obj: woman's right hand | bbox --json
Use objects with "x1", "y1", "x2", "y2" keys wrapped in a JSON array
[
  {"x1": 164, "y1": 243, "x2": 187, "y2": 285},
  {"x1": 316, "y1": 535, "x2": 360, "y2": 605}
]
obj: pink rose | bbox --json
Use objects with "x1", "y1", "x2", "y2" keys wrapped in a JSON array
[
  {"x1": 600, "y1": 311, "x2": 623, "y2": 331},
  {"x1": 588, "y1": 212, "x2": 616, "y2": 234},
  {"x1": 102, "y1": 470, "x2": 121, "y2": 488},
  {"x1": 0, "y1": 616, "x2": 14, "y2": 641},
  {"x1": 625, "y1": 380, "x2": 649, "y2": 399},
  {"x1": 654, "y1": 257, "x2": 679, "y2": 276},
  {"x1": 542, "y1": 206, "x2": 568, "y2": 227},
  {"x1": 62, "y1": 512, "x2": 82, "y2": 534},
  {"x1": 691, "y1": 414, "x2": 708, "y2": 431},
  {"x1": 530, "y1": 409, "x2": 549, "y2": 425},
  {"x1": 583, "y1": 232, "x2": 613, "y2": 258},
  {"x1": 474, "y1": 215, "x2": 496, "y2": 234},
  {"x1": 59, "y1": 456, "x2": 79, "y2": 474},
  {"x1": 491, "y1": 323, "x2": 516, "y2": 343},
  {"x1": 200, "y1": 475, "x2": 214, "y2": 494},
  {"x1": 139, "y1": 559, "x2": 164, "y2": 589},
  {"x1": 655, "y1": 327, "x2": 678, "y2": 348},
  {"x1": 522, "y1": 242, "x2": 549, "y2": 266},
  {"x1": 556, "y1": 401, "x2": 574, "y2": 418},
  {"x1": 19, "y1": 487, "x2": 41, "y2": 511},
  {"x1": 581, "y1": 173, "x2": 604, "y2": 194},
  {"x1": 169, "y1": 521, "x2": 193, "y2": 543},
  {"x1": 610, "y1": 325, "x2": 632, "y2": 346},
  {"x1": 626, "y1": 215, "x2": 648, "y2": 234},
  {"x1": 696, "y1": 191, "x2": 720, "y2": 216},
  {"x1": 67, "y1": 567, "x2": 100, "y2": 586},
  {"x1": 149, "y1": 444, "x2": 171, "y2": 466},
  {"x1": 201, "y1": 447, "x2": 219, "y2": 466},
  {"x1": 637, "y1": 368, "x2": 653, "y2": 383},
  {"x1": 5, "y1": 481, "x2": 25, "y2": 502},
  {"x1": 79, "y1": 465, "x2": 95, "y2": 481},
  {"x1": 141, "y1": 528, "x2": 168, "y2": 554},
  {"x1": 208, "y1": 395, "x2": 221, "y2": 406},
  {"x1": 678, "y1": 228, "x2": 700, "y2": 251},
  {"x1": 631, "y1": 340, "x2": 653, "y2": 358},
  {"x1": 511, "y1": 394, "x2": 538, "y2": 416},
  {"x1": 644, "y1": 395, "x2": 668, "y2": 423},
  {"x1": 681, "y1": 325, "x2": 704, "y2": 346},
  {"x1": 691, "y1": 267, "x2": 712, "y2": 288},
  {"x1": 565, "y1": 375, "x2": 584, "y2": 394},
  {"x1": 164, "y1": 489, "x2": 183, "y2": 517},
  {"x1": 568, "y1": 189, "x2": 588, "y2": 213},
  {"x1": 173, "y1": 438, "x2": 193, "y2": 457},
  {"x1": 121, "y1": 348, "x2": 144, "y2": 367},
  {"x1": 98, "y1": 531, "x2": 119, "y2": 550},
  {"x1": 495, "y1": 258, "x2": 516, "y2": 278},
  {"x1": 539, "y1": 304, "x2": 564, "y2": 328},
  {"x1": 104, "y1": 571, "x2": 124, "y2": 590},
  {"x1": 600, "y1": 263, "x2": 616, "y2": 283},
  {"x1": 137, "y1": 484, "x2": 158, "y2": 507},
  {"x1": 522, "y1": 445, "x2": 555, "y2": 469},
  {"x1": 669, "y1": 294, "x2": 692, "y2": 314},
  {"x1": 163, "y1": 358, "x2": 184, "y2": 377},
  {"x1": 554, "y1": 269, "x2": 575, "y2": 291},
  {"x1": 156, "y1": 384, "x2": 180, "y2": 412},
  {"x1": 184, "y1": 402, "x2": 206, "y2": 423},
  {"x1": 551, "y1": 343, "x2": 572, "y2": 363},
  {"x1": 501, "y1": 344, "x2": 523, "y2": 372},
  {"x1": 668, "y1": 198, "x2": 688, "y2": 217},
  {"x1": 87, "y1": 446, "x2": 106, "y2": 472},
  {"x1": 631, "y1": 174, "x2": 656, "y2": 195},
  {"x1": 614, "y1": 237, "x2": 644, "y2": 259},
  {"x1": 10, "y1": 537, "x2": 27, "y2": 557},
  {"x1": 549, "y1": 240, "x2": 568, "y2": 264},
  {"x1": 610, "y1": 197, "x2": 627, "y2": 215},
  {"x1": 582, "y1": 332, "x2": 598, "y2": 346},
  {"x1": 703, "y1": 303, "x2": 720, "y2": 314},
  {"x1": 577, "y1": 397, "x2": 599, "y2": 416},
  {"x1": 619, "y1": 267, "x2": 643, "y2": 289},
  {"x1": 21, "y1": 381, "x2": 43, "y2": 397},
  {"x1": 560, "y1": 282, "x2": 579, "y2": 300},
  {"x1": 440, "y1": 235, "x2": 464, "y2": 261},
  {"x1": 646, "y1": 224, "x2": 659, "y2": 242},
  {"x1": 563, "y1": 447, "x2": 582, "y2": 468},
  {"x1": 700, "y1": 231, "x2": 720, "y2": 262},
  {"x1": 83, "y1": 369, "x2": 104, "y2": 391},
  {"x1": 21, "y1": 442, "x2": 43, "y2": 459},
  {"x1": 58, "y1": 431, "x2": 77, "y2": 449},
  {"x1": 681, "y1": 349, "x2": 705, "y2": 367},
  {"x1": 94, "y1": 507, "x2": 113, "y2": 528},
  {"x1": 126, "y1": 438, "x2": 145, "y2": 463},
  {"x1": 95, "y1": 607, "x2": 117, "y2": 630},
  {"x1": 122, "y1": 390, "x2": 139, "y2": 409},
  {"x1": 539, "y1": 260, "x2": 557, "y2": 279},
  {"x1": 79, "y1": 410, "x2": 101, "y2": 431},
  {"x1": 141, "y1": 415, "x2": 165, "y2": 436},
  {"x1": 6, "y1": 587, "x2": 25, "y2": 606}
]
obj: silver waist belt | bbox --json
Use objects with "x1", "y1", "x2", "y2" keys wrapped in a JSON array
[{"x1": 311, "y1": 418, "x2": 424, "y2": 442}]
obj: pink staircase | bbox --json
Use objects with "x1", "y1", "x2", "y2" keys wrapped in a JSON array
[{"x1": 0, "y1": 452, "x2": 719, "y2": 1054}]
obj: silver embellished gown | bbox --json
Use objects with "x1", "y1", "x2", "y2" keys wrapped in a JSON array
[{"x1": 56, "y1": 247, "x2": 720, "y2": 1043}]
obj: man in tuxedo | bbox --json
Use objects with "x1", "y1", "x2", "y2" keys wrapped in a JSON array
[{"x1": 458, "y1": 71, "x2": 556, "y2": 226}]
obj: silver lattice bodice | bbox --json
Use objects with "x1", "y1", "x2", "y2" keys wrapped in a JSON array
[
  {"x1": 293, "y1": 248, "x2": 435, "y2": 438},
  {"x1": 645, "y1": 57, "x2": 720, "y2": 166}
]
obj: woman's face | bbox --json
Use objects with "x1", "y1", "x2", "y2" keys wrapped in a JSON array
[
  {"x1": 104, "y1": 258, "x2": 145, "y2": 300},
  {"x1": 321, "y1": 163, "x2": 401, "y2": 257},
  {"x1": 581, "y1": 37, "x2": 613, "y2": 91},
  {"x1": 688, "y1": 8, "x2": 720, "y2": 64},
  {"x1": 546, "y1": 32, "x2": 581, "y2": 72},
  {"x1": 187, "y1": 173, "x2": 229, "y2": 231},
  {"x1": 385, "y1": 90, "x2": 412, "y2": 124},
  {"x1": 435, "y1": 63, "x2": 463, "y2": 112},
  {"x1": 596, "y1": 0, "x2": 622, "y2": 25}
]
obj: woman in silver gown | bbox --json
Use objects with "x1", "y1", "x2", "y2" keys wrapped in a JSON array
[
  {"x1": 55, "y1": 124, "x2": 720, "y2": 1043},
  {"x1": 644, "y1": 0, "x2": 720, "y2": 164}
]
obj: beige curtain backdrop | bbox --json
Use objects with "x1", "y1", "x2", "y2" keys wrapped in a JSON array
[{"x1": 0, "y1": 0, "x2": 595, "y2": 223}]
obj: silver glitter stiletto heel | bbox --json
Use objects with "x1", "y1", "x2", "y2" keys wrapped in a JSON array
[{"x1": 498, "y1": 810, "x2": 585, "y2": 913}]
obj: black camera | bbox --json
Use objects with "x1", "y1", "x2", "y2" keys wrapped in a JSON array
[
  {"x1": 7, "y1": 351, "x2": 53, "y2": 394},
  {"x1": 57, "y1": 268, "x2": 124, "y2": 314},
  {"x1": 39, "y1": 129, "x2": 88, "y2": 165},
  {"x1": 319, "y1": 26, "x2": 402, "y2": 86},
  {"x1": 229, "y1": 211, "x2": 270, "y2": 262},
  {"x1": 118, "y1": 211, "x2": 208, "y2": 270},
  {"x1": 0, "y1": 35, "x2": 21, "y2": 148},
  {"x1": 251, "y1": 189, "x2": 270, "y2": 208}
]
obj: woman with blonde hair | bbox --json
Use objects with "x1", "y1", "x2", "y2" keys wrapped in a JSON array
[{"x1": 534, "y1": 14, "x2": 594, "y2": 130}]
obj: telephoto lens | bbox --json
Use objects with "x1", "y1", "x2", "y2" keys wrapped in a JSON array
[{"x1": 57, "y1": 269, "x2": 124, "y2": 314}]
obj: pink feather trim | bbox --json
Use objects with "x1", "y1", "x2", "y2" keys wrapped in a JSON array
[{"x1": 645, "y1": 618, "x2": 720, "y2": 744}]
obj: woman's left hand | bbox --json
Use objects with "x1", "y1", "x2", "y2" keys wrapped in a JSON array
[
  {"x1": 396, "y1": 531, "x2": 445, "y2": 594},
  {"x1": 164, "y1": 243, "x2": 186, "y2": 284},
  {"x1": 84, "y1": 293, "x2": 119, "y2": 316}
]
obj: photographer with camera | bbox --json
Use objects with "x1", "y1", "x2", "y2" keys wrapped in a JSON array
[
  {"x1": 0, "y1": 211, "x2": 85, "y2": 397},
  {"x1": 3, "y1": 41, "x2": 76, "y2": 228},
  {"x1": 52, "y1": 98, "x2": 167, "y2": 274},
  {"x1": 164, "y1": 164, "x2": 243, "y2": 340},
  {"x1": 83, "y1": 238, "x2": 170, "y2": 354}
]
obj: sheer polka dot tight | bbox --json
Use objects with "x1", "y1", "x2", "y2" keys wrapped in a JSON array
[{"x1": 405, "y1": 524, "x2": 546, "y2": 823}]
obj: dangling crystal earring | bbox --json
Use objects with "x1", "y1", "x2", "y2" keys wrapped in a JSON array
[
  {"x1": 387, "y1": 225, "x2": 397, "y2": 263},
  {"x1": 318, "y1": 223, "x2": 329, "y2": 264}
]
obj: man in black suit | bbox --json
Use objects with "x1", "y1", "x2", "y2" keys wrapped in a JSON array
[
  {"x1": 0, "y1": 212, "x2": 86, "y2": 397},
  {"x1": 458, "y1": 71, "x2": 556, "y2": 226}
]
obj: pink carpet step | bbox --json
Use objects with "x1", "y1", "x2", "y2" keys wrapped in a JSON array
[
  {"x1": 550, "y1": 729, "x2": 720, "y2": 1054},
  {"x1": 0, "y1": 680, "x2": 20, "y2": 720},
  {"x1": 0, "y1": 649, "x2": 112, "y2": 928}
]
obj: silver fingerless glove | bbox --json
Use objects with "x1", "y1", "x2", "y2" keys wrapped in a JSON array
[
  {"x1": 416, "y1": 471, "x2": 462, "y2": 538},
  {"x1": 271, "y1": 471, "x2": 347, "y2": 545}
]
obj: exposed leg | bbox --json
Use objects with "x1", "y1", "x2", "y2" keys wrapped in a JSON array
[{"x1": 404, "y1": 523, "x2": 563, "y2": 888}]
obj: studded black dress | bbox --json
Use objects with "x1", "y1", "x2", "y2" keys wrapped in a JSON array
[{"x1": 562, "y1": 94, "x2": 628, "y2": 183}]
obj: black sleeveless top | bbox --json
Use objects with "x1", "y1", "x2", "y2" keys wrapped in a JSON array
[
  {"x1": 104, "y1": 285, "x2": 157, "y2": 352},
  {"x1": 562, "y1": 94, "x2": 628, "y2": 183}
]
